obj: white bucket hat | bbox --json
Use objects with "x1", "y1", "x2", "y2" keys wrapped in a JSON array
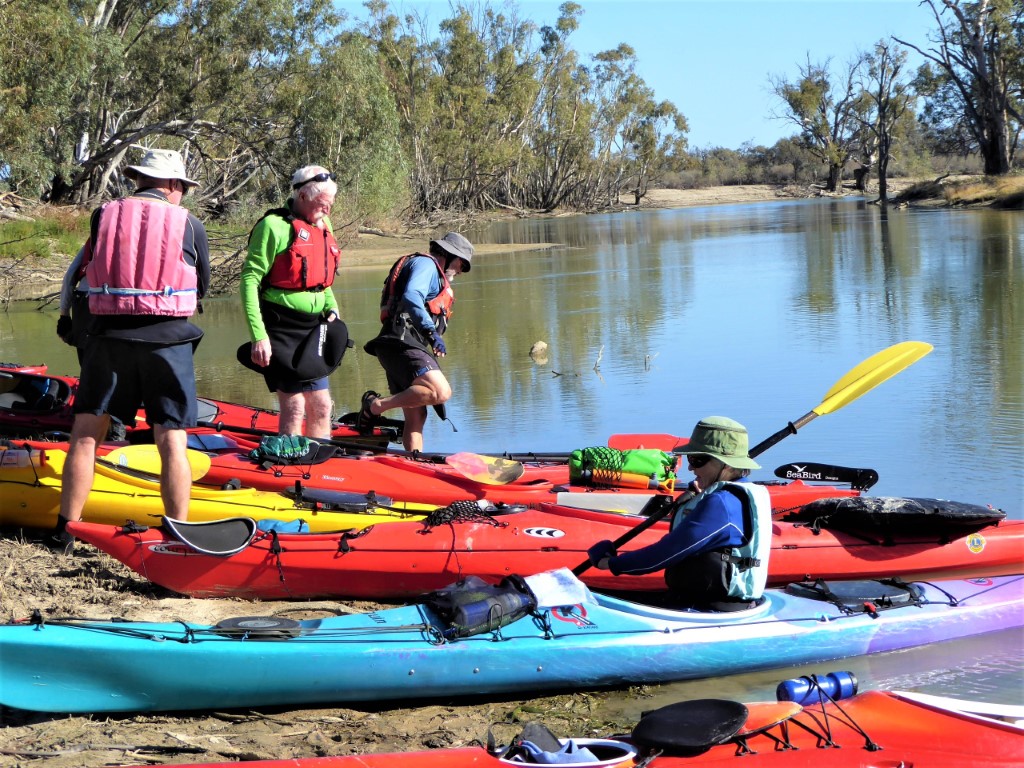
[{"x1": 124, "y1": 149, "x2": 199, "y2": 187}]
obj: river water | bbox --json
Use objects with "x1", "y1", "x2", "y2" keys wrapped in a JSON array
[{"x1": 2, "y1": 197, "x2": 1021, "y2": 709}]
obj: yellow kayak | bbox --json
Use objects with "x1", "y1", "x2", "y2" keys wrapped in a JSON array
[{"x1": 0, "y1": 447, "x2": 430, "y2": 531}]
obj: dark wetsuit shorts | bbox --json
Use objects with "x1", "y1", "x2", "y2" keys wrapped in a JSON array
[
  {"x1": 373, "y1": 345, "x2": 441, "y2": 395},
  {"x1": 74, "y1": 338, "x2": 198, "y2": 428}
]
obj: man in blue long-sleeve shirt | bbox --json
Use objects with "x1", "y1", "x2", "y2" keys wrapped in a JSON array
[
  {"x1": 361, "y1": 232, "x2": 474, "y2": 451},
  {"x1": 588, "y1": 417, "x2": 773, "y2": 611}
]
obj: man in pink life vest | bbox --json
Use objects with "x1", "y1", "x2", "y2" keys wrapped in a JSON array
[{"x1": 51, "y1": 148, "x2": 210, "y2": 553}]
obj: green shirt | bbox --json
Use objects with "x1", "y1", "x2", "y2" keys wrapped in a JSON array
[{"x1": 240, "y1": 206, "x2": 340, "y2": 342}]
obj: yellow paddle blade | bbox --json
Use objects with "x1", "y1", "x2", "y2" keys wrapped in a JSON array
[
  {"x1": 445, "y1": 452, "x2": 525, "y2": 485},
  {"x1": 813, "y1": 341, "x2": 933, "y2": 417},
  {"x1": 104, "y1": 445, "x2": 212, "y2": 482}
]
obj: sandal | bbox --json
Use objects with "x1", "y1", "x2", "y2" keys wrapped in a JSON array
[{"x1": 356, "y1": 390, "x2": 380, "y2": 433}]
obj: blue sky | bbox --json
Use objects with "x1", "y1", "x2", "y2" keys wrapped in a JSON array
[{"x1": 335, "y1": 0, "x2": 936, "y2": 149}]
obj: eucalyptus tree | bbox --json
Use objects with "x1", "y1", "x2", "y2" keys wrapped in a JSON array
[
  {"x1": 1, "y1": 0, "x2": 350, "y2": 207},
  {"x1": 770, "y1": 54, "x2": 866, "y2": 192},
  {"x1": 273, "y1": 35, "x2": 408, "y2": 225},
  {"x1": 587, "y1": 42, "x2": 688, "y2": 206},
  {"x1": 621, "y1": 96, "x2": 688, "y2": 204},
  {"x1": 430, "y1": 5, "x2": 540, "y2": 210},
  {"x1": 857, "y1": 41, "x2": 916, "y2": 202},
  {"x1": 362, "y1": 1, "x2": 438, "y2": 210},
  {"x1": 521, "y1": 2, "x2": 597, "y2": 211},
  {"x1": 896, "y1": 0, "x2": 1022, "y2": 174},
  {"x1": 364, "y1": 1, "x2": 543, "y2": 212}
]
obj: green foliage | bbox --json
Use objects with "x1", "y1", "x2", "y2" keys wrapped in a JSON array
[
  {"x1": 0, "y1": 208, "x2": 90, "y2": 259},
  {"x1": 4, "y1": 0, "x2": 1004, "y2": 228},
  {"x1": 770, "y1": 55, "x2": 867, "y2": 191},
  {"x1": 0, "y1": 1, "x2": 92, "y2": 194},
  {"x1": 280, "y1": 34, "x2": 409, "y2": 223},
  {"x1": 898, "y1": 0, "x2": 1023, "y2": 174}
]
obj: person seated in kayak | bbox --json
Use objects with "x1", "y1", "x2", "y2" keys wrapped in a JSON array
[
  {"x1": 587, "y1": 417, "x2": 772, "y2": 611},
  {"x1": 360, "y1": 232, "x2": 474, "y2": 452},
  {"x1": 239, "y1": 166, "x2": 348, "y2": 439}
]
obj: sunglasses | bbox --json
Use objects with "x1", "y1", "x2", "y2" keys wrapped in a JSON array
[
  {"x1": 292, "y1": 172, "x2": 335, "y2": 190},
  {"x1": 687, "y1": 454, "x2": 713, "y2": 469}
]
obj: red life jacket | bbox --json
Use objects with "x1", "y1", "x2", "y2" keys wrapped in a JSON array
[
  {"x1": 379, "y1": 253, "x2": 455, "y2": 328},
  {"x1": 86, "y1": 197, "x2": 197, "y2": 316},
  {"x1": 265, "y1": 214, "x2": 341, "y2": 291}
]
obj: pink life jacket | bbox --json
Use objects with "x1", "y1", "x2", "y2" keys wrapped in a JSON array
[{"x1": 86, "y1": 196, "x2": 197, "y2": 316}]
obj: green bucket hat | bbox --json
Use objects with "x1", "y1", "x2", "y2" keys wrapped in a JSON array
[{"x1": 678, "y1": 416, "x2": 760, "y2": 470}]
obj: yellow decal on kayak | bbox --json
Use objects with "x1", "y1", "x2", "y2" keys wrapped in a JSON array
[{"x1": 967, "y1": 533, "x2": 986, "y2": 554}]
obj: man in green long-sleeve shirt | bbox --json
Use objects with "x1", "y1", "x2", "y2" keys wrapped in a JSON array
[{"x1": 239, "y1": 165, "x2": 346, "y2": 438}]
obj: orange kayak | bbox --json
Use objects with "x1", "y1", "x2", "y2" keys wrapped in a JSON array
[{"x1": 118, "y1": 688, "x2": 1024, "y2": 767}]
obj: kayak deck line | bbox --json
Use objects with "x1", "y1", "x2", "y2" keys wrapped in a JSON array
[{"x1": 16, "y1": 575, "x2": 1020, "y2": 645}]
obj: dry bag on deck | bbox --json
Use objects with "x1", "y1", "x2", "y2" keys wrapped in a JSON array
[
  {"x1": 423, "y1": 575, "x2": 537, "y2": 640},
  {"x1": 569, "y1": 446, "x2": 676, "y2": 491},
  {"x1": 781, "y1": 496, "x2": 1006, "y2": 535}
]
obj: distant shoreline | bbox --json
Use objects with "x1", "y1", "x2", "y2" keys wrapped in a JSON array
[{"x1": 0, "y1": 178, "x2": 946, "y2": 303}]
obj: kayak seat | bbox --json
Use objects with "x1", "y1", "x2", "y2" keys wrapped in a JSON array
[
  {"x1": 0, "y1": 392, "x2": 27, "y2": 409},
  {"x1": 7, "y1": 376, "x2": 68, "y2": 412},
  {"x1": 632, "y1": 699, "x2": 749, "y2": 756},
  {"x1": 162, "y1": 516, "x2": 257, "y2": 556}
]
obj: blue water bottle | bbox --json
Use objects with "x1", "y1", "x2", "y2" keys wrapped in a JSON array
[{"x1": 776, "y1": 670, "x2": 859, "y2": 704}]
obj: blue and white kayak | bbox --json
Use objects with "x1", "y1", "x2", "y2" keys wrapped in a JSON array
[{"x1": 0, "y1": 572, "x2": 1020, "y2": 714}]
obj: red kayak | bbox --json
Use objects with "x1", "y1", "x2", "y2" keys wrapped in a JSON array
[
  {"x1": 118, "y1": 688, "x2": 1024, "y2": 768},
  {"x1": 68, "y1": 496, "x2": 1022, "y2": 600},
  {"x1": 0, "y1": 369, "x2": 396, "y2": 446},
  {"x1": 191, "y1": 445, "x2": 864, "y2": 511},
  {"x1": 0, "y1": 362, "x2": 47, "y2": 375}
]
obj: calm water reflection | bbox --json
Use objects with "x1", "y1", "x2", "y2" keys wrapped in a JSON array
[{"x1": 2, "y1": 197, "x2": 1021, "y2": 702}]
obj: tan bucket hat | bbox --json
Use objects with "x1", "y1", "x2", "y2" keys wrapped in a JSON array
[{"x1": 124, "y1": 149, "x2": 199, "y2": 187}]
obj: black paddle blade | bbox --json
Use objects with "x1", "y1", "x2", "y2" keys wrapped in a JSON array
[{"x1": 773, "y1": 462, "x2": 879, "y2": 491}]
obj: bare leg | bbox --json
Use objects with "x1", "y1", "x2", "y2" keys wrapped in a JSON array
[
  {"x1": 59, "y1": 413, "x2": 110, "y2": 523},
  {"x1": 372, "y1": 370, "x2": 451, "y2": 414},
  {"x1": 401, "y1": 405, "x2": 429, "y2": 452},
  {"x1": 371, "y1": 370, "x2": 451, "y2": 452},
  {"x1": 154, "y1": 425, "x2": 190, "y2": 521},
  {"x1": 278, "y1": 391, "x2": 305, "y2": 435},
  {"x1": 303, "y1": 388, "x2": 334, "y2": 439}
]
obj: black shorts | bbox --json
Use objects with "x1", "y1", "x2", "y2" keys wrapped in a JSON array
[
  {"x1": 373, "y1": 344, "x2": 441, "y2": 394},
  {"x1": 74, "y1": 337, "x2": 198, "y2": 428}
]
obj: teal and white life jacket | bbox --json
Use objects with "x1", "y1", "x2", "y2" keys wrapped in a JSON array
[{"x1": 673, "y1": 480, "x2": 772, "y2": 601}]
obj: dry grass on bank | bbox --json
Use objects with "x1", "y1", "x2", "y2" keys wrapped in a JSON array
[{"x1": 894, "y1": 174, "x2": 1024, "y2": 208}]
